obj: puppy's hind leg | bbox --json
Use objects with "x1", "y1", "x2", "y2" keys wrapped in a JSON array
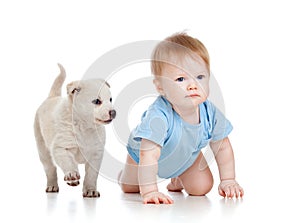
[
  {"x1": 34, "y1": 117, "x2": 59, "y2": 193},
  {"x1": 52, "y1": 147, "x2": 80, "y2": 187}
]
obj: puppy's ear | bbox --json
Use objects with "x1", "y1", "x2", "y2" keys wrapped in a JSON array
[{"x1": 67, "y1": 81, "x2": 81, "y2": 95}]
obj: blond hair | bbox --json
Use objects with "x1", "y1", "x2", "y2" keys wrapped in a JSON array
[{"x1": 151, "y1": 32, "x2": 210, "y2": 76}]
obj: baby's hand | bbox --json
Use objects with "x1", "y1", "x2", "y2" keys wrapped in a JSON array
[
  {"x1": 142, "y1": 191, "x2": 174, "y2": 204},
  {"x1": 218, "y1": 179, "x2": 244, "y2": 198}
]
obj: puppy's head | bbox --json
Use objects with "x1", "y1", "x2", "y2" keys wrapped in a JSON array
[{"x1": 67, "y1": 79, "x2": 116, "y2": 125}]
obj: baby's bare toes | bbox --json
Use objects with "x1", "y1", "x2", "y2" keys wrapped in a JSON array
[
  {"x1": 46, "y1": 185, "x2": 59, "y2": 193},
  {"x1": 83, "y1": 190, "x2": 100, "y2": 198},
  {"x1": 167, "y1": 183, "x2": 183, "y2": 192}
]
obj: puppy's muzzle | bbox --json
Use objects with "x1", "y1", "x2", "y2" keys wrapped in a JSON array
[
  {"x1": 103, "y1": 110, "x2": 116, "y2": 124},
  {"x1": 109, "y1": 110, "x2": 116, "y2": 120},
  {"x1": 95, "y1": 109, "x2": 116, "y2": 124}
]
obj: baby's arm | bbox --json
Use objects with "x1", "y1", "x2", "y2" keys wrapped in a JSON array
[
  {"x1": 210, "y1": 137, "x2": 244, "y2": 198},
  {"x1": 139, "y1": 139, "x2": 173, "y2": 204}
]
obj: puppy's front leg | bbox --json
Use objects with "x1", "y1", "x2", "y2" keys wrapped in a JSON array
[
  {"x1": 53, "y1": 146, "x2": 80, "y2": 186},
  {"x1": 82, "y1": 149, "x2": 104, "y2": 198}
]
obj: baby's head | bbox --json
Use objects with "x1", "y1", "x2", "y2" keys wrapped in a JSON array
[
  {"x1": 151, "y1": 32, "x2": 210, "y2": 77},
  {"x1": 151, "y1": 32, "x2": 210, "y2": 108}
]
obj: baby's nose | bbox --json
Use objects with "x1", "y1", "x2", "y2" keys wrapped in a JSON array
[{"x1": 187, "y1": 82, "x2": 198, "y2": 90}]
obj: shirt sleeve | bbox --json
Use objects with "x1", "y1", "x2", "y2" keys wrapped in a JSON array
[
  {"x1": 132, "y1": 107, "x2": 168, "y2": 147},
  {"x1": 208, "y1": 102, "x2": 233, "y2": 142}
]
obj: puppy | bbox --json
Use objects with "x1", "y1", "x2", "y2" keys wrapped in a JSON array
[{"x1": 34, "y1": 64, "x2": 116, "y2": 197}]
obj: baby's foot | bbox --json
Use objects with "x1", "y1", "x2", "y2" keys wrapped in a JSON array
[{"x1": 167, "y1": 177, "x2": 184, "y2": 192}]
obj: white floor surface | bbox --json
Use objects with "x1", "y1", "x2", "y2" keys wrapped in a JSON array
[{"x1": 1, "y1": 155, "x2": 299, "y2": 223}]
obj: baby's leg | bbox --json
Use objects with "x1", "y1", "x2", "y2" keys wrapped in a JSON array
[
  {"x1": 119, "y1": 155, "x2": 140, "y2": 193},
  {"x1": 177, "y1": 152, "x2": 213, "y2": 196}
]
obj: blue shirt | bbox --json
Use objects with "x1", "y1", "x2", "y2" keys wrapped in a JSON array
[{"x1": 127, "y1": 96, "x2": 233, "y2": 179}]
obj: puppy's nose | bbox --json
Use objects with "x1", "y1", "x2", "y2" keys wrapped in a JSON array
[{"x1": 109, "y1": 110, "x2": 116, "y2": 119}]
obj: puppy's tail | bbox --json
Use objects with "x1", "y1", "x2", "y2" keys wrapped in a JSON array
[{"x1": 48, "y1": 63, "x2": 66, "y2": 98}]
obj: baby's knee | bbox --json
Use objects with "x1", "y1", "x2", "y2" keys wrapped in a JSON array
[{"x1": 185, "y1": 178, "x2": 214, "y2": 196}]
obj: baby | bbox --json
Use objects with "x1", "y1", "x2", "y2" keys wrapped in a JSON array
[{"x1": 119, "y1": 32, "x2": 244, "y2": 204}]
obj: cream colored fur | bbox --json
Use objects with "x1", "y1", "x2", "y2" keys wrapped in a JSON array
[{"x1": 34, "y1": 64, "x2": 116, "y2": 197}]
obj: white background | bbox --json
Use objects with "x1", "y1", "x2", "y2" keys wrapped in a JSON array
[{"x1": 1, "y1": 0, "x2": 300, "y2": 222}]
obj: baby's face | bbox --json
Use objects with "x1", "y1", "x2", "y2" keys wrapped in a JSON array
[{"x1": 154, "y1": 57, "x2": 209, "y2": 109}]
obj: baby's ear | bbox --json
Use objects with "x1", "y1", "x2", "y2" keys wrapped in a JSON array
[
  {"x1": 67, "y1": 81, "x2": 81, "y2": 95},
  {"x1": 153, "y1": 78, "x2": 164, "y2": 95}
]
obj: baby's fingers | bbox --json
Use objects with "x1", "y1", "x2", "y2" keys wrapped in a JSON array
[
  {"x1": 231, "y1": 185, "x2": 244, "y2": 198},
  {"x1": 142, "y1": 192, "x2": 173, "y2": 204},
  {"x1": 143, "y1": 196, "x2": 159, "y2": 204},
  {"x1": 236, "y1": 186, "x2": 244, "y2": 198},
  {"x1": 153, "y1": 197, "x2": 160, "y2": 204},
  {"x1": 218, "y1": 186, "x2": 226, "y2": 197},
  {"x1": 164, "y1": 195, "x2": 174, "y2": 204},
  {"x1": 158, "y1": 195, "x2": 173, "y2": 204},
  {"x1": 226, "y1": 185, "x2": 244, "y2": 198},
  {"x1": 143, "y1": 197, "x2": 157, "y2": 204},
  {"x1": 229, "y1": 185, "x2": 236, "y2": 198},
  {"x1": 219, "y1": 180, "x2": 244, "y2": 198},
  {"x1": 240, "y1": 187, "x2": 244, "y2": 197},
  {"x1": 235, "y1": 187, "x2": 240, "y2": 198}
]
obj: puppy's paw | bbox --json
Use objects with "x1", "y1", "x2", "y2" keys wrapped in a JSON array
[
  {"x1": 46, "y1": 185, "x2": 59, "y2": 193},
  {"x1": 64, "y1": 171, "x2": 80, "y2": 186},
  {"x1": 83, "y1": 189, "x2": 100, "y2": 198}
]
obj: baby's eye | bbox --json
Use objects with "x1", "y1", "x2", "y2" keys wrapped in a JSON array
[
  {"x1": 92, "y1": 99, "x2": 102, "y2": 105},
  {"x1": 110, "y1": 98, "x2": 112, "y2": 102},
  {"x1": 197, "y1": 75, "x2": 205, "y2": 80},
  {"x1": 175, "y1": 77, "x2": 185, "y2": 82}
]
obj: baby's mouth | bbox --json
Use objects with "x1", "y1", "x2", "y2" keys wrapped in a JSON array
[{"x1": 186, "y1": 94, "x2": 200, "y2": 98}]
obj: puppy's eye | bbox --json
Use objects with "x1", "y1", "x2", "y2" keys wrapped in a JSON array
[
  {"x1": 110, "y1": 98, "x2": 112, "y2": 102},
  {"x1": 92, "y1": 99, "x2": 102, "y2": 105}
]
